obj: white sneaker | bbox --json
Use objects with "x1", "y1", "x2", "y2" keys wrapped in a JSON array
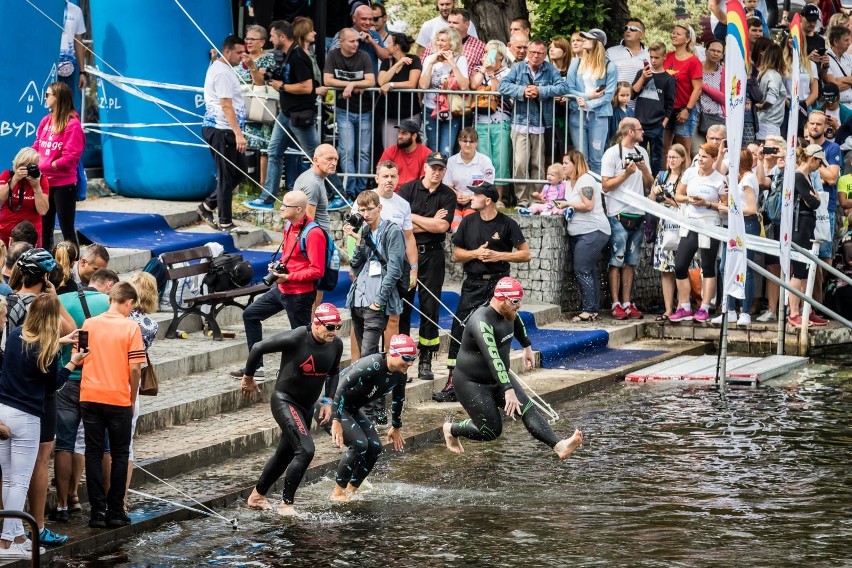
[
  {"x1": 0, "y1": 541, "x2": 39, "y2": 558},
  {"x1": 20, "y1": 538, "x2": 45, "y2": 555},
  {"x1": 756, "y1": 309, "x2": 777, "y2": 323},
  {"x1": 711, "y1": 311, "x2": 736, "y2": 325},
  {"x1": 737, "y1": 313, "x2": 752, "y2": 326}
]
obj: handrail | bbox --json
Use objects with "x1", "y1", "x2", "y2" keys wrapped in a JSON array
[
  {"x1": 0, "y1": 510, "x2": 40, "y2": 567},
  {"x1": 791, "y1": 241, "x2": 852, "y2": 287}
]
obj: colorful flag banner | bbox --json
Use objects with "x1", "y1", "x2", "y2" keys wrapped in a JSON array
[
  {"x1": 780, "y1": 15, "x2": 803, "y2": 284},
  {"x1": 723, "y1": 0, "x2": 749, "y2": 301}
]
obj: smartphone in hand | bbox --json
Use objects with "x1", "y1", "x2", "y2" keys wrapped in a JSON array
[{"x1": 77, "y1": 330, "x2": 89, "y2": 352}]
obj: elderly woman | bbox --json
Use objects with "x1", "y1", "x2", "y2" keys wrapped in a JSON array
[
  {"x1": 0, "y1": 148, "x2": 50, "y2": 247},
  {"x1": 562, "y1": 151, "x2": 611, "y2": 322},
  {"x1": 378, "y1": 33, "x2": 423, "y2": 149},
  {"x1": 236, "y1": 25, "x2": 276, "y2": 189},
  {"x1": 470, "y1": 40, "x2": 512, "y2": 206},
  {"x1": 669, "y1": 143, "x2": 725, "y2": 323},
  {"x1": 419, "y1": 27, "x2": 469, "y2": 156}
]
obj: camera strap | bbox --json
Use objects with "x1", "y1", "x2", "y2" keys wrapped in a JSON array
[{"x1": 78, "y1": 289, "x2": 92, "y2": 320}]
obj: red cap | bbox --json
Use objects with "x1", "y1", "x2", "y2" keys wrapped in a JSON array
[
  {"x1": 313, "y1": 303, "x2": 342, "y2": 326},
  {"x1": 493, "y1": 277, "x2": 524, "y2": 300},
  {"x1": 388, "y1": 334, "x2": 418, "y2": 358}
]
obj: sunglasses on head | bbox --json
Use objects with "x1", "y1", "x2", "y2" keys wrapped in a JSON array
[{"x1": 624, "y1": 25, "x2": 643, "y2": 32}]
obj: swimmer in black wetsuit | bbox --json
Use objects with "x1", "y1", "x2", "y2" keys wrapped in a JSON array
[
  {"x1": 329, "y1": 334, "x2": 417, "y2": 502},
  {"x1": 243, "y1": 303, "x2": 344, "y2": 516},
  {"x1": 442, "y1": 277, "x2": 583, "y2": 459}
]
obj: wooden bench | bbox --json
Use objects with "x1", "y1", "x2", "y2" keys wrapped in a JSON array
[{"x1": 161, "y1": 246, "x2": 269, "y2": 341}]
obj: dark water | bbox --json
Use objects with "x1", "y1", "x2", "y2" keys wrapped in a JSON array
[{"x1": 60, "y1": 363, "x2": 851, "y2": 568}]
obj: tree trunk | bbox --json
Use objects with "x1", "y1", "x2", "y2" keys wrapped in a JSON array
[
  {"x1": 600, "y1": 0, "x2": 632, "y2": 42},
  {"x1": 464, "y1": 0, "x2": 528, "y2": 44}
]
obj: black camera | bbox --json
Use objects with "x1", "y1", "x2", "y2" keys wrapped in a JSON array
[
  {"x1": 344, "y1": 211, "x2": 364, "y2": 232},
  {"x1": 263, "y1": 50, "x2": 286, "y2": 82},
  {"x1": 27, "y1": 164, "x2": 40, "y2": 178},
  {"x1": 655, "y1": 191, "x2": 667, "y2": 203},
  {"x1": 262, "y1": 261, "x2": 288, "y2": 286},
  {"x1": 624, "y1": 154, "x2": 644, "y2": 163},
  {"x1": 763, "y1": 146, "x2": 779, "y2": 155}
]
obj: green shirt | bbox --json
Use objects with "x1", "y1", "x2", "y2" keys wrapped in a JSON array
[{"x1": 58, "y1": 290, "x2": 110, "y2": 381}]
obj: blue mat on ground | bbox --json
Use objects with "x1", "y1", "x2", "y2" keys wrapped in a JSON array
[
  {"x1": 512, "y1": 311, "x2": 609, "y2": 367},
  {"x1": 552, "y1": 347, "x2": 667, "y2": 371}
]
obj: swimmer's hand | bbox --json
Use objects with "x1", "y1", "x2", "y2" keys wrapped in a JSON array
[
  {"x1": 241, "y1": 376, "x2": 261, "y2": 400},
  {"x1": 503, "y1": 388, "x2": 522, "y2": 419},
  {"x1": 387, "y1": 426, "x2": 404, "y2": 451},
  {"x1": 331, "y1": 420, "x2": 344, "y2": 448},
  {"x1": 318, "y1": 403, "x2": 332, "y2": 426}
]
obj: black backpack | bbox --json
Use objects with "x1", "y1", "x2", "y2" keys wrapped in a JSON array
[{"x1": 202, "y1": 253, "x2": 254, "y2": 293}]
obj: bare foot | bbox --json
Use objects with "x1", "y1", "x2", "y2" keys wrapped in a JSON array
[
  {"x1": 246, "y1": 488, "x2": 272, "y2": 510},
  {"x1": 554, "y1": 429, "x2": 583, "y2": 460},
  {"x1": 443, "y1": 422, "x2": 464, "y2": 455},
  {"x1": 330, "y1": 485, "x2": 350, "y2": 502},
  {"x1": 277, "y1": 503, "x2": 298, "y2": 517}
]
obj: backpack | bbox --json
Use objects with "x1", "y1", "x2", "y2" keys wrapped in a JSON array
[
  {"x1": 202, "y1": 253, "x2": 254, "y2": 293},
  {"x1": 299, "y1": 222, "x2": 340, "y2": 292},
  {"x1": 143, "y1": 257, "x2": 169, "y2": 302},
  {"x1": 765, "y1": 171, "x2": 783, "y2": 223},
  {"x1": 5, "y1": 293, "x2": 36, "y2": 337}
]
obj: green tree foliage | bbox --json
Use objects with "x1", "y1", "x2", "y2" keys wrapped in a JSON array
[
  {"x1": 533, "y1": 0, "x2": 606, "y2": 41},
  {"x1": 627, "y1": 0, "x2": 708, "y2": 47}
]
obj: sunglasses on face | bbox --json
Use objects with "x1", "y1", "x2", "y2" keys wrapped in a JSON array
[
  {"x1": 323, "y1": 324, "x2": 342, "y2": 331},
  {"x1": 505, "y1": 297, "x2": 522, "y2": 306},
  {"x1": 624, "y1": 25, "x2": 643, "y2": 32},
  {"x1": 399, "y1": 354, "x2": 417, "y2": 362}
]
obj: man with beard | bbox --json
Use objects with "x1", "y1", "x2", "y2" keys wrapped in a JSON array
[
  {"x1": 377, "y1": 119, "x2": 433, "y2": 190},
  {"x1": 442, "y1": 277, "x2": 584, "y2": 459}
]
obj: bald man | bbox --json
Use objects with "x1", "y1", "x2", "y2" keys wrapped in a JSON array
[
  {"x1": 330, "y1": 4, "x2": 388, "y2": 75},
  {"x1": 293, "y1": 144, "x2": 339, "y2": 231}
]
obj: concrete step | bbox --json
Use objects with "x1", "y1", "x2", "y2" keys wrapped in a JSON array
[
  {"x1": 175, "y1": 220, "x2": 271, "y2": 250},
  {"x1": 76, "y1": 195, "x2": 200, "y2": 229}
]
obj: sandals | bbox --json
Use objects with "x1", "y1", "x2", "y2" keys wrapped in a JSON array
[
  {"x1": 655, "y1": 314, "x2": 670, "y2": 322},
  {"x1": 571, "y1": 312, "x2": 598, "y2": 323}
]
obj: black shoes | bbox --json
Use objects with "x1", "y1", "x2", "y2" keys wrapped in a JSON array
[
  {"x1": 197, "y1": 204, "x2": 217, "y2": 228},
  {"x1": 89, "y1": 511, "x2": 107, "y2": 529},
  {"x1": 418, "y1": 351, "x2": 434, "y2": 381},
  {"x1": 107, "y1": 512, "x2": 132, "y2": 528},
  {"x1": 433, "y1": 368, "x2": 457, "y2": 403},
  {"x1": 49, "y1": 508, "x2": 70, "y2": 523}
]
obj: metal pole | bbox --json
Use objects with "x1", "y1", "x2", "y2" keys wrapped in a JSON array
[
  {"x1": 776, "y1": 285, "x2": 786, "y2": 355},
  {"x1": 798, "y1": 241, "x2": 821, "y2": 355},
  {"x1": 718, "y1": 293, "x2": 729, "y2": 393}
]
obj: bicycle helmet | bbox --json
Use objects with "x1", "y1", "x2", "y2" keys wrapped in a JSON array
[{"x1": 17, "y1": 248, "x2": 57, "y2": 275}]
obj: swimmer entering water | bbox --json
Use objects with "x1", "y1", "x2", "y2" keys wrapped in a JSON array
[
  {"x1": 243, "y1": 304, "x2": 343, "y2": 517},
  {"x1": 442, "y1": 277, "x2": 583, "y2": 459},
  {"x1": 329, "y1": 335, "x2": 415, "y2": 502}
]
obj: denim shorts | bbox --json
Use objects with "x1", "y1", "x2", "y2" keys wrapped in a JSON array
[
  {"x1": 667, "y1": 107, "x2": 699, "y2": 138},
  {"x1": 818, "y1": 210, "x2": 836, "y2": 259},
  {"x1": 608, "y1": 215, "x2": 645, "y2": 267}
]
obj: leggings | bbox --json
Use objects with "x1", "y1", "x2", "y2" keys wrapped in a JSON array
[
  {"x1": 674, "y1": 230, "x2": 719, "y2": 280},
  {"x1": 334, "y1": 407, "x2": 382, "y2": 489},
  {"x1": 450, "y1": 372, "x2": 560, "y2": 448},
  {"x1": 42, "y1": 183, "x2": 78, "y2": 252},
  {"x1": 255, "y1": 392, "x2": 315, "y2": 504}
]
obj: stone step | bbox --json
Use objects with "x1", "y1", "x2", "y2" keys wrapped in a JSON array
[{"x1": 175, "y1": 221, "x2": 271, "y2": 250}]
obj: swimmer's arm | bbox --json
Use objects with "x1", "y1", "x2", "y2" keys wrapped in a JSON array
[
  {"x1": 244, "y1": 328, "x2": 299, "y2": 377},
  {"x1": 513, "y1": 317, "x2": 531, "y2": 348},
  {"x1": 390, "y1": 379, "x2": 406, "y2": 429}
]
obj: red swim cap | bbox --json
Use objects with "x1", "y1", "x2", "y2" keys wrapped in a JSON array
[
  {"x1": 388, "y1": 334, "x2": 418, "y2": 358},
  {"x1": 493, "y1": 277, "x2": 524, "y2": 300},
  {"x1": 313, "y1": 303, "x2": 342, "y2": 326}
]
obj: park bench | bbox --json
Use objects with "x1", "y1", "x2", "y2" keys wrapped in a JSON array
[{"x1": 161, "y1": 246, "x2": 269, "y2": 340}]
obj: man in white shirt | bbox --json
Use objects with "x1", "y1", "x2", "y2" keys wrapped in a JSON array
[
  {"x1": 825, "y1": 26, "x2": 852, "y2": 111},
  {"x1": 601, "y1": 118, "x2": 653, "y2": 320},
  {"x1": 58, "y1": 1, "x2": 88, "y2": 111},
  {"x1": 606, "y1": 18, "x2": 649, "y2": 110},
  {"x1": 415, "y1": 0, "x2": 478, "y2": 59},
  {"x1": 198, "y1": 35, "x2": 248, "y2": 233}
]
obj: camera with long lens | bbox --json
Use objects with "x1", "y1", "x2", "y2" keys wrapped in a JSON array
[
  {"x1": 344, "y1": 211, "x2": 364, "y2": 232},
  {"x1": 263, "y1": 50, "x2": 286, "y2": 82},
  {"x1": 262, "y1": 261, "x2": 288, "y2": 286},
  {"x1": 26, "y1": 164, "x2": 40, "y2": 178}
]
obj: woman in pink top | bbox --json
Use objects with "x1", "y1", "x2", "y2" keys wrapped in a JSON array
[{"x1": 33, "y1": 82, "x2": 84, "y2": 252}]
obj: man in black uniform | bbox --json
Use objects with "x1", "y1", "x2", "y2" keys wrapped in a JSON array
[
  {"x1": 329, "y1": 334, "x2": 416, "y2": 502},
  {"x1": 398, "y1": 152, "x2": 457, "y2": 381},
  {"x1": 434, "y1": 182, "x2": 531, "y2": 403},
  {"x1": 243, "y1": 303, "x2": 344, "y2": 516},
  {"x1": 442, "y1": 278, "x2": 583, "y2": 459}
]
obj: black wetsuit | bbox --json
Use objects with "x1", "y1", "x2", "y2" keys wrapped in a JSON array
[
  {"x1": 248, "y1": 327, "x2": 343, "y2": 504},
  {"x1": 450, "y1": 305, "x2": 560, "y2": 448},
  {"x1": 332, "y1": 353, "x2": 406, "y2": 489}
]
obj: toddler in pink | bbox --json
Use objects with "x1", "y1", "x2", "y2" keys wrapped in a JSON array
[{"x1": 527, "y1": 164, "x2": 567, "y2": 215}]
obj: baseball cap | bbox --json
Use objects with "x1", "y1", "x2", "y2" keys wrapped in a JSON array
[
  {"x1": 579, "y1": 28, "x2": 607, "y2": 46},
  {"x1": 801, "y1": 4, "x2": 820, "y2": 21},
  {"x1": 395, "y1": 119, "x2": 420, "y2": 133},
  {"x1": 493, "y1": 276, "x2": 524, "y2": 300},
  {"x1": 805, "y1": 144, "x2": 829, "y2": 166},
  {"x1": 469, "y1": 181, "x2": 499, "y2": 202},
  {"x1": 313, "y1": 303, "x2": 342, "y2": 326},
  {"x1": 426, "y1": 151, "x2": 448, "y2": 168},
  {"x1": 389, "y1": 334, "x2": 418, "y2": 358},
  {"x1": 822, "y1": 82, "x2": 840, "y2": 100}
]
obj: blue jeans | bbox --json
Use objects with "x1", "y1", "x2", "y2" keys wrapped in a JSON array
[
  {"x1": 264, "y1": 111, "x2": 321, "y2": 203},
  {"x1": 337, "y1": 109, "x2": 372, "y2": 197},
  {"x1": 721, "y1": 215, "x2": 761, "y2": 312},
  {"x1": 424, "y1": 107, "x2": 461, "y2": 157},
  {"x1": 819, "y1": 210, "x2": 836, "y2": 259},
  {"x1": 569, "y1": 111, "x2": 609, "y2": 174},
  {"x1": 571, "y1": 230, "x2": 610, "y2": 312},
  {"x1": 243, "y1": 287, "x2": 315, "y2": 367},
  {"x1": 608, "y1": 216, "x2": 645, "y2": 267}
]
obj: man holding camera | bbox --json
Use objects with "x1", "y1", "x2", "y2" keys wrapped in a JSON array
[
  {"x1": 398, "y1": 152, "x2": 457, "y2": 380},
  {"x1": 249, "y1": 21, "x2": 323, "y2": 210},
  {"x1": 601, "y1": 117, "x2": 653, "y2": 320},
  {"x1": 231, "y1": 190, "x2": 328, "y2": 379}
]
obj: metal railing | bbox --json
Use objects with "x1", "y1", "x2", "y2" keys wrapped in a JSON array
[{"x1": 0, "y1": 510, "x2": 40, "y2": 567}]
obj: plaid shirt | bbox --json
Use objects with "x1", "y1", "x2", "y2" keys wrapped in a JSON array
[{"x1": 422, "y1": 35, "x2": 486, "y2": 74}]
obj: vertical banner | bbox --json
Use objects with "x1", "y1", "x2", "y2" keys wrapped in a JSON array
[
  {"x1": 724, "y1": 0, "x2": 749, "y2": 301},
  {"x1": 780, "y1": 15, "x2": 803, "y2": 284}
]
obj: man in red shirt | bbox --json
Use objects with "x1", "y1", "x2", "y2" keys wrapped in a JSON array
[
  {"x1": 377, "y1": 119, "x2": 432, "y2": 190},
  {"x1": 230, "y1": 190, "x2": 328, "y2": 378}
]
